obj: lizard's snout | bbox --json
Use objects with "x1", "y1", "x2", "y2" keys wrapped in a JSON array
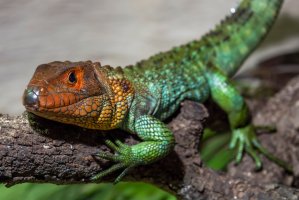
[{"x1": 23, "y1": 86, "x2": 41, "y2": 109}]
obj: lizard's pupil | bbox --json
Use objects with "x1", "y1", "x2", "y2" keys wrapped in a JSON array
[{"x1": 68, "y1": 72, "x2": 77, "y2": 83}]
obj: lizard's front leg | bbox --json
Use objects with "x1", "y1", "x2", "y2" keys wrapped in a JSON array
[{"x1": 91, "y1": 115, "x2": 175, "y2": 183}]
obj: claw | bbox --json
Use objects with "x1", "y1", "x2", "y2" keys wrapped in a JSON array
[
  {"x1": 91, "y1": 163, "x2": 126, "y2": 181},
  {"x1": 230, "y1": 125, "x2": 293, "y2": 173},
  {"x1": 229, "y1": 134, "x2": 238, "y2": 149},
  {"x1": 91, "y1": 139, "x2": 134, "y2": 183},
  {"x1": 96, "y1": 151, "x2": 120, "y2": 162},
  {"x1": 114, "y1": 167, "x2": 132, "y2": 184},
  {"x1": 253, "y1": 139, "x2": 293, "y2": 173},
  {"x1": 254, "y1": 125, "x2": 277, "y2": 133},
  {"x1": 235, "y1": 139, "x2": 244, "y2": 164},
  {"x1": 230, "y1": 125, "x2": 262, "y2": 168},
  {"x1": 105, "y1": 140, "x2": 120, "y2": 152},
  {"x1": 115, "y1": 140, "x2": 128, "y2": 148},
  {"x1": 246, "y1": 146, "x2": 262, "y2": 170}
]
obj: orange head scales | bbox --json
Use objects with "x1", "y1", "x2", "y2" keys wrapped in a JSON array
[{"x1": 23, "y1": 61, "x2": 134, "y2": 130}]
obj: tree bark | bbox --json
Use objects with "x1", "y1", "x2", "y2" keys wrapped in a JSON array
[{"x1": 1, "y1": 76, "x2": 299, "y2": 199}]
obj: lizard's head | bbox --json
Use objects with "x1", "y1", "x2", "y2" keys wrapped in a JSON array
[{"x1": 23, "y1": 61, "x2": 134, "y2": 130}]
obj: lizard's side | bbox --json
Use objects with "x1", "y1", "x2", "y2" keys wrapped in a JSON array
[{"x1": 23, "y1": 0, "x2": 285, "y2": 182}]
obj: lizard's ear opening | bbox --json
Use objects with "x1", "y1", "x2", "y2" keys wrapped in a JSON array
[{"x1": 91, "y1": 62, "x2": 105, "y2": 83}]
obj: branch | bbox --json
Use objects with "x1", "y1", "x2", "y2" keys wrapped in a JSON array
[{"x1": 1, "y1": 74, "x2": 299, "y2": 199}]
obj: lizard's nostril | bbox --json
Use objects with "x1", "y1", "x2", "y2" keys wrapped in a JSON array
[{"x1": 23, "y1": 86, "x2": 40, "y2": 107}]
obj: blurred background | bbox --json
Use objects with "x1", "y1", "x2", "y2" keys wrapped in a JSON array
[
  {"x1": 1, "y1": 0, "x2": 298, "y2": 115},
  {"x1": 0, "y1": 0, "x2": 298, "y2": 199}
]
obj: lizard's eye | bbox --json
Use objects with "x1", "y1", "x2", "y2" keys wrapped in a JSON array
[{"x1": 68, "y1": 71, "x2": 77, "y2": 84}]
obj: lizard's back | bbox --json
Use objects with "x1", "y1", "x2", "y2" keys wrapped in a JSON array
[{"x1": 123, "y1": 0, "x2": 283, "y2": 120}]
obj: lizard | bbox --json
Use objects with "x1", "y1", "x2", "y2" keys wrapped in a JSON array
[{"x1": 23, "y1": 0, "x2": 285, "y2": 183}]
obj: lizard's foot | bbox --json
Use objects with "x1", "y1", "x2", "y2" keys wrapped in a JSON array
[
  {"x1": 229, "y1": 125, "x2": 293, "y2": 172},
  {"x1": 229, "y1": 125, "x2": 262, "y2": 168},
  {"x1": 91, "y1": 140, "x2": 136, "y2": 183}
]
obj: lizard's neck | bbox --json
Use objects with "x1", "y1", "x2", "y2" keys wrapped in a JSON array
[{"x1": 96, "y1": 66, "x2": 135, "y2": 130}]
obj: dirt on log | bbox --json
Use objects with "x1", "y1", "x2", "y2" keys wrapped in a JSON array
[{"x1": 1, "y1": 76, "x2": 299, "y2": 199}]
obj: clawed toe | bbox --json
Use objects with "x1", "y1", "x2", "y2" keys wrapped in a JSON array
[{"x1": 91, "y1": 139, "x2": 134, "y2": 183}]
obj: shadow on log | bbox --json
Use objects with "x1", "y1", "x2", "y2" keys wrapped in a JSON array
[{"x1": 1, "y1": 76, "x2": 299, "y2": 199}]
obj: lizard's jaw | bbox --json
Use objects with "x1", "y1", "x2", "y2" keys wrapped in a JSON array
[
  {"x1": 23, "y1": 83, "x2": 86, "y2": 111},
  {"x1": 23, "y1": 85, "x2": 114, "y2": 130}
]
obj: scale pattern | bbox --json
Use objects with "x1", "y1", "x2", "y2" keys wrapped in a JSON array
[{"x1": 23, "y1": 0, "x2": 284, "y2": 182}]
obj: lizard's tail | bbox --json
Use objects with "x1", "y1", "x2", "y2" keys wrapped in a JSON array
[
  {"x1": 130, "y1": 0, "x2": 283, "y2": 78},
  {"x1": 198, "y1": 0, "x2": 283, "y2": 76}
]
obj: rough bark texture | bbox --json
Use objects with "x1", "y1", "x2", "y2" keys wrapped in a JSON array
[{"x1": 1, "y1": 76, "x2": 299, "y2": 199}]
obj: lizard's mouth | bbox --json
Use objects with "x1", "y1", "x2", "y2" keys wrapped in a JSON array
[
  {"x1": 23, "y1": 85, "x2": 110, "y2": 129},
  {"x1": 23, "y1": 85, "x2": 104, "y2": 118},
  {"x1": 23, "y1": 84, "x2": 87, "y2": 110}
]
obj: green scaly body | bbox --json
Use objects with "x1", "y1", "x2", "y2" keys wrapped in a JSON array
[
  {"x1": 92, "y1": 0, "x2": 284, "y2": 181},
  {"x1": 123, "y1": 0, "x2": 282, "y2": 120},
  {"x1": 23, "y1": 0, "x2": 285, "y2": 182}
]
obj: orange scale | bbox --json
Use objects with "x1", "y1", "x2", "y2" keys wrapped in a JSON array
[
  {"x1": 92, "y1": 103, "x2": 99, "y2": 111},
  {"x1": 90, "y1": 111, "x2": 97, "y2": 117},
  {"x1": 53, "y1": 95, "x2": 61, "y2": 107},
  {"x1": 74, "y1": 109, "x2": 80, "y2": 116},
  {"x1": 45, "y1": 95, "x2": 54, "y2": 108},
  {"x1": 60, "y1": 107, "x2": 67, "y2": 113},
  {"x1": 37, "y1": 96, "x2": 47, "y2": 108},
  {"x1": 95, "y1": 101, "x2": 101, "y2": 106},
  {"x1": 67, "y1": 94, "x2": 76, "y2": 105},
  {"x1": 118, "y1": 96, "x2": 123, "y2": 101},
  {"x1": 85, "y1": 105, "x2": 92, "y2": 113},
  {"x1": 61, "y1": 93, "x2": 70, "y2": 106},
  {"x1": 53, "y1": 108, "x2": 61, "y2": 113}
]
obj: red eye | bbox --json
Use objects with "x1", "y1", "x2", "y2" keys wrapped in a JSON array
[{"x1": 68, "y1": 71, "x2": 77, "y2": 84}]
